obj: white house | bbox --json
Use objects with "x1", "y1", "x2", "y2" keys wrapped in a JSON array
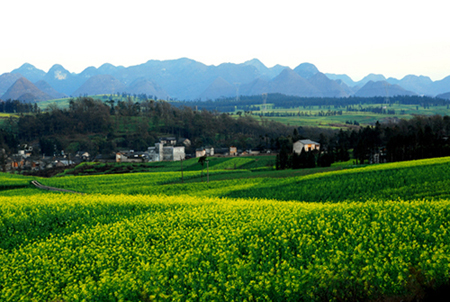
[
  {"x1": 196, "y1": 147, "x2": 214, "y2": 158},
  {"x1": 148, "y1": 143, "x2": 185, "y2": 162},
  {"x1": 293, "y1": 139, "x2": 320, "y2": 155},
  {"x1": 159, "y1": 137, "x2": 177, "y2": 146}
]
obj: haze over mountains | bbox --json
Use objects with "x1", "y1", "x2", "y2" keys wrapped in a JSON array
[{"x1": 1, "y1": 58, "x2": 450, "y2": 102}]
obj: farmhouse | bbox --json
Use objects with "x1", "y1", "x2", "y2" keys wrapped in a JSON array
[
  {"x1": 158, "y1": 137, "x2": 177, "y2": 146},
  {"x1": 293, "y1": 139, "x2": 320, "y2": 155},
  {"x1": 75, "y1": 151, "x2": 90, "y2": 161},
  {"x1": 196, "y1": 147, "x2": 214, "y2": 158},
  {"x1": 148, "y1": 143, "x2": 185, "y2": 162},
  {"x1": 229, "y1": 146, "x2": 237, "y2": 156}
]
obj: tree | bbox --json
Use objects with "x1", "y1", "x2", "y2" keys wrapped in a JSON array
[
  {"x1": 305, "y1": 151, "x2": 316, "y2": 168},
  {"x1": 0, "y1": 150, "x2": 7, "y2": 172},
  {"x1": 317, "y1": 152, "x2": 333, "y2": 167},
  {"x1": 291, "y1": 152, "x2": 301, "y2": 169},
  {"x1": 276, "y1": 137, "x2": 291, "y2": 170},
  {"x1": 198, "y1": 155, "x2": 207, "y2": 182}
]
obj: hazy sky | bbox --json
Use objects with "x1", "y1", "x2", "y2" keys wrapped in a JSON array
[{"x1": 2, "y1": 0, "x2": 449, "y2": 81}]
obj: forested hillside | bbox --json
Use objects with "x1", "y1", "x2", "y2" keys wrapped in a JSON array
[{"x1": 13, "y1": 97, "x2": 299, "y2": 156}]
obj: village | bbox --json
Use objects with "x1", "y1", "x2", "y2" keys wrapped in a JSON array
[{"x1": 1, "y1": 137, "x2": 321, "y2": 173}]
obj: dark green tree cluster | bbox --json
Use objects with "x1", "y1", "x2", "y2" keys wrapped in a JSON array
[
  {"x1": 349, "y1": 116, "x2": 450, "y2": 164},
  {"x1": 18, "y1": 98, "x2": 112, "y2": 141},
  {"x1": 276, "y1": 146, "x2": 319, "y2": 170},
  {"x1": 275, "y1": 134, "x2": 321, "y2": 170},
  {"x1": 0, "y1": 128, "x2": 18, "y2": 153},
  {"x1": 0, "y1": 100, "x2": 40, "y2": 113}
]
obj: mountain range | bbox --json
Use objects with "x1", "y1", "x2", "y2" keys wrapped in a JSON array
[{"x1": 1, "y1": 58, "x2": 450, "y2": 102}]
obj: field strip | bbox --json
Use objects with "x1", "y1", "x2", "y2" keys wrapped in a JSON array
[{"x1": 31, "y1": 180, "x2": 86, "y2": 195}]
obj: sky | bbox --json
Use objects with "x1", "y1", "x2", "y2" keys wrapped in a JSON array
[{"x1": 2, "y1": 0, "x2": 450, "y2": 81}]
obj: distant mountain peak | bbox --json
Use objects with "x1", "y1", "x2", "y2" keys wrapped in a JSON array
[
  {"x1": 357, "y1": 74, "x2": 387, "y2": 86},
  {"x1": 47, "y1": 64, "x2": 71, "y2": 80},
  {"x1": 293, "y1": 63, "x2": 319, "y2": 79},
  {"x1": 243, "y1": 58, "x2": 266, "y2": 69},
  {"x1": 127, "y1": 77, "x2": 168, "y2": 99},
  {"x1": 98, "y1": 63, "x2": 123, "y2": 74},
  {"x1": 18, "y1": 63, "x2": 37, "y2": 71},
  {"x1": 355, "y1": 80, "x2": 416, "y2": 97},
  {"x1": 199, "y1": 77, "x2": 235, "y2": 100},
  {"x1": 72, "y1": 74, "x2": 126, "y2": 96},
  {"x1": 308, "y1": 72, "x2": 349, "y2": 98},
  {"x1": 270, "y1": 68, "x2": 322, "y2": 97},
  {"x1": 11, "y1": 63, "x2": 46, "y2": 83}
]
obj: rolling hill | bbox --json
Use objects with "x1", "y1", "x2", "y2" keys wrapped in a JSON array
[
  {"x1": 354, "y1": 80, "x2": 416, "y2": 97},
  {"x1": 72, "y1": 75, "x2": 126, "y2": 96},
  {"x1": 1, "y1": 77, "x2": 53, "y2": 102},
  {"x1": 0, "y1": 73, "x2": 23, "y2": 96},
  {"x1": 126, "y1": 78, "x2": 169, "y2": 99},
  {"x1": 34, "y1": 80, "x2": 67, "y2": 99}
]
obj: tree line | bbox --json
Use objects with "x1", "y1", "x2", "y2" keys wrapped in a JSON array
[
  {"x1": 174, "y1": 94, "x2": 448, "y2": 112},
  {"x1": 0, "y1": 100, "x2": 40, "y2": 114},
  {"x1": 274, "y1": 114, "x2": 450, "y2": 170}
]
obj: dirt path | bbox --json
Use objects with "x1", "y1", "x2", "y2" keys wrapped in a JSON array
[{"x1": 31, "y1": 180, "x2": 86, "y2": 195}]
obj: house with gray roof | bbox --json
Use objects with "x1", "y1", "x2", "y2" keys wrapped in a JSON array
[{"x1": 293, "y1": 139, "x2": 320, "y2": 155}]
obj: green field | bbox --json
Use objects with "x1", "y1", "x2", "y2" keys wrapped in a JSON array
[
  {"x1": 1, "y1": 156, "x2": 450, "y2": 300},
  {"x1": 240, "y1": 103, "x2": 450, "y2": 128}
]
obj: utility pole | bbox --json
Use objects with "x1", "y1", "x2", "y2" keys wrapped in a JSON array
[{"x1": 180, "y1": 158, "x2": 183, "y2": 183}]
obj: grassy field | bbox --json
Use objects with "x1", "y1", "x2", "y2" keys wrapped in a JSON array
[
  {"x1": 37, "y1": 97, "x2": 72, "y2": 110},
  {"x1": 240, "y1": 103, "x2": 450, "y2": 128}
]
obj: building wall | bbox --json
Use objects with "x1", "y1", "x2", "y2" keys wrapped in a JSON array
[
  {"x1": 206, "y1": 147, "x2": 214, "y2": 156},
  {"x1": 163, "y1": 147, "x2": 174, "y2": 161},
  {"x1": 293, "y1": 141, "x2": 320, "y2": 155},
  {"x1": 293, "y1": 142, "x2": 304, "y2": 154},
  {"x1": 148, "y1": 144, "x2": 185, "y2": 162},
  {"x1": 230, "y1": 147, "x2": 237, "y2": 156},
  {"x1": 196, "y1": 150, "x2": 206, "y2": 157},
  {"x1": 173, "y1": 146, "x2": 185, "y2": 161}
]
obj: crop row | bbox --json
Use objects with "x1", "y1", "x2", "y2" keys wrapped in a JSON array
[
  {"x1": 221, "y1": 157, "x2": 450, "y2": 202},
  {"x1": 0, "y1": 174, "x2": 32, "y2": 191},
  {"x1": 32, "y1": 157, "x2": 450, "y2": 202},
  {"x1": 1, "y1": 194, "x2": 450, "y2": 301},
  {"x1": 38, "y1": 170, "x2": 243, "y2": 195}
]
